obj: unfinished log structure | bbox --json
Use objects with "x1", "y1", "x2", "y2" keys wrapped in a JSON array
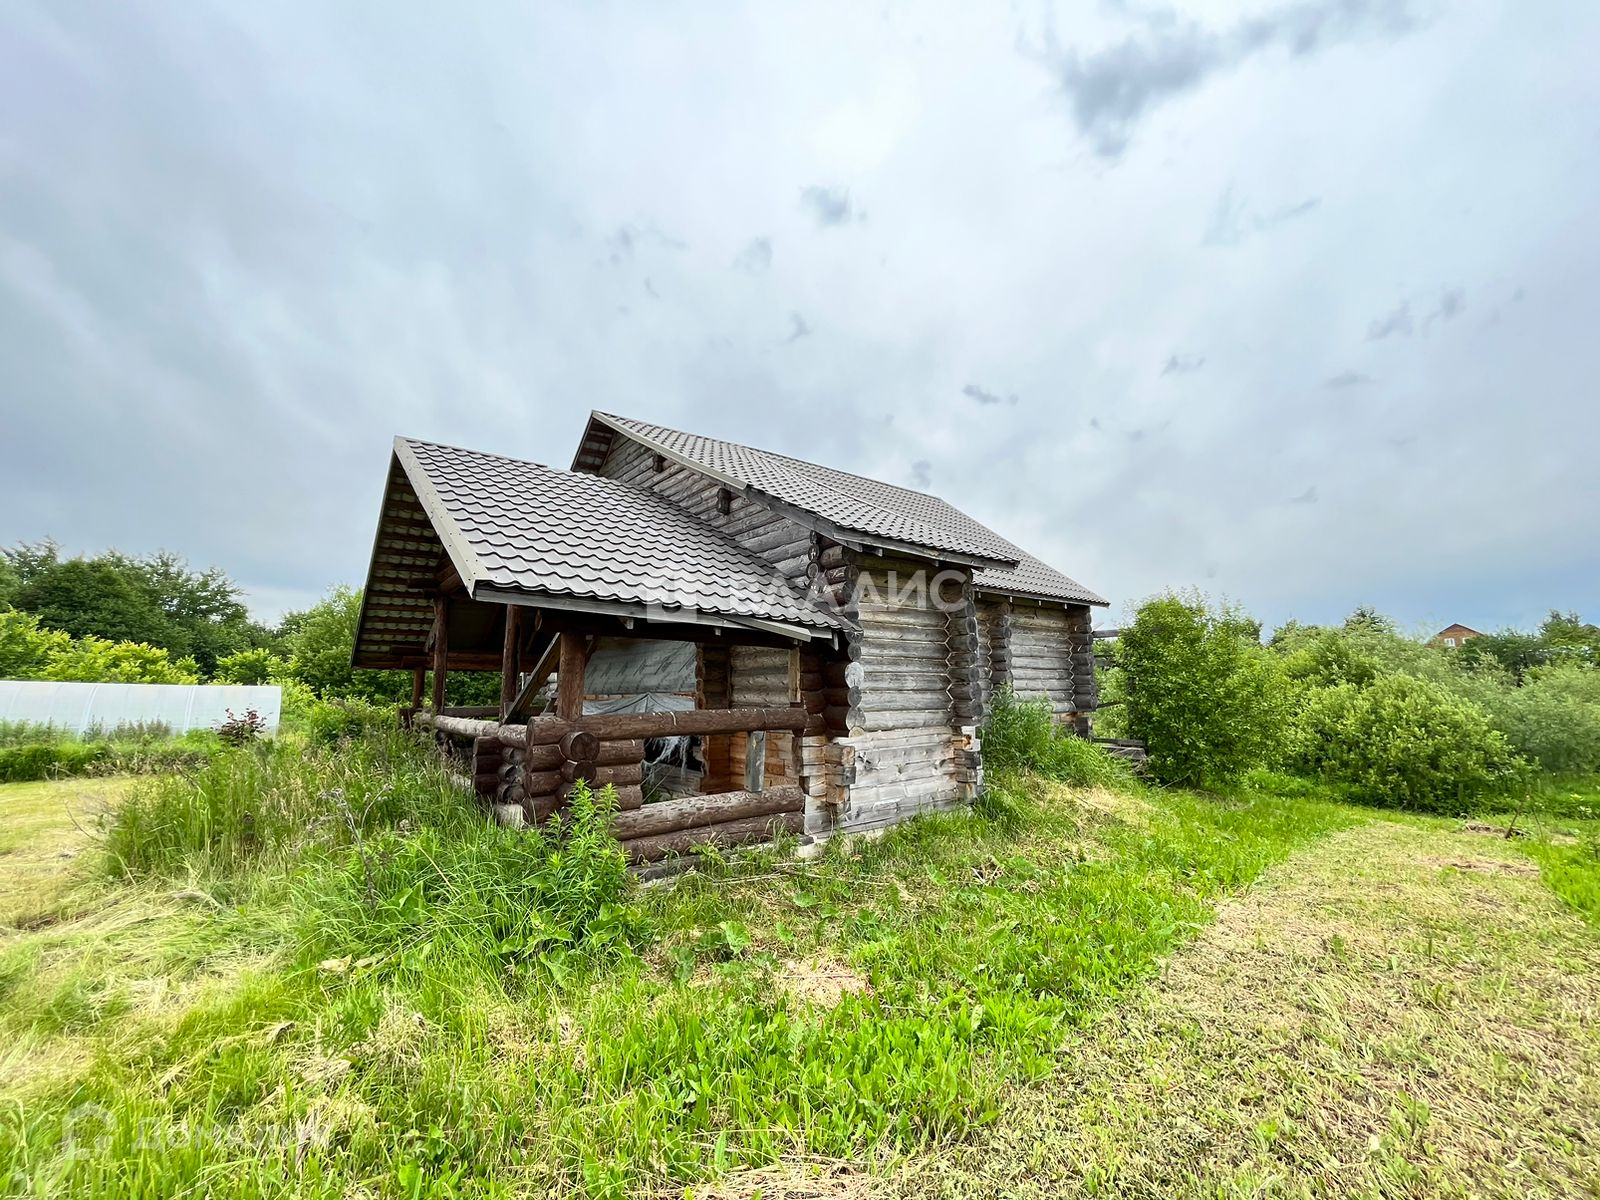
[{"x1": 353, "y1": 412, "x2": 1106, "y2": 861}]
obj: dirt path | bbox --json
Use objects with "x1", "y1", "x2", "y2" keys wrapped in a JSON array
[{"x1": 895, "y1": 817, "x2": 1600, "y2": 1199}]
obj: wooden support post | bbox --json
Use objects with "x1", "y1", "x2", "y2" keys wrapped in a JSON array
[
  {"x1": 555, "y1": 631, "x2": 587, "y2": 721},
  {"x1": 430, "y1": 597, "x2": 449, "y2": 713},
  {"x1": 498, "y1": 606, "x2": 521, "y2": 721},
  {"x1": 410, "y1": 667, "x2": 425, "y2": 709},
  {"x1": 744, "y1": 730, "x2": 767, "y2": 791}
]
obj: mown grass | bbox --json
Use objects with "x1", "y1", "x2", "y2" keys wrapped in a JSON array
[
  {"x1": 0, "y1": 726, "x2": 1355, "y2": 1199},
  {"x1": 901, "y1": 815, "x2": 1600, "y2": 1199}
]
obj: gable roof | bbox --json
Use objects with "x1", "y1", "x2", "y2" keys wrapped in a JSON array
[
  {"x1": 353, "y1": 438, "x2": 846, "y2": 666},
  {"x1": 575, "y1": 411, "x2": 1106, "y2": 606},
  {"x1": 576, "y1": 412, "x2": 1023, "y2": 566}
]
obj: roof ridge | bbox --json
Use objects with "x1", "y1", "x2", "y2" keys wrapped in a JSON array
[{"x1": 591, "y1": 413, "x2": 1026, "y2": 565}]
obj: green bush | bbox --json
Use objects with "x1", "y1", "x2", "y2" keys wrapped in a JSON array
[
  {"x1": 0, "y1": 724, "x2": 218, "y2": 782},
  {"x1": 212, "y1": 647, "x2": 288, "y2": 686},
  {"x1": 1118, "y1": 594, "x2": 1292, "y2": 788},
  {"x1": 0, "y1": 741, "x2": 107, "y2": 782},
  {"x1": 1480, "y1": 662, "x2": 1600, "y2": 775},
  {"x1": 1292, "y1": 673, "x2": 1522, "y2": 811},
  {"x1": 298, "y1": 696, "x2": 397, "y2": 746},
  {"x1": 981, "y1": 686, "x2": 1133, "y2": 789}
]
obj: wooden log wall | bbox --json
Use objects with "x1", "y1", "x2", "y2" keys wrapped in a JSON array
[
  {"x1": 1001, "y1": 600, "x2": 1099, "y2": 735},
  {"x1": 976, "y1": 597, "x2": 1012, "y2": 713},
  {"x1": 825, "y1": 552, "x2": 969, "y2": 833}
]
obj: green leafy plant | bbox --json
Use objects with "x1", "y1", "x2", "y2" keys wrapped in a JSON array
[
  {"x1": 1292, "y1": 673, "x2": 1523, "y2": 811},
  {"x1": 1118, "y1": 593, "x2": 1292, "y2": 788}
]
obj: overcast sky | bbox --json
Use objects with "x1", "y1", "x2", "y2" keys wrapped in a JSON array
[{"x1": 3, "y1": 1, "x2": 1597, "y2": 634}]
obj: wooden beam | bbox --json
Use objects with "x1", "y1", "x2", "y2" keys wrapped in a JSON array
[
  {"x1": 507, "y1": 630, "x2": 559, "y2": 723},
  {"x1": 554, "y1": 631, "x2": 587, "y2": 721},
  {"x1": 431, "y1": 597, "x2": 448, "y2": 713},
  {"x1": 498, "y1": 606, "x2": 521, "y2": 720},
  {"x1": 416, "y1": 703, "x2": 821, "y2": 748},
  {"x1": 410, "y1": 667, "x2": 425, "y2": 709},
  {"x1": 612, "y1": 786, "x2": 803, "y2": 840},
  {"x1": 619, "y1": 809, "x2": 804, "y2": 864}
]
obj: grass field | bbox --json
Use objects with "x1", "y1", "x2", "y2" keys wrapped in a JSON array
[{"x1": 0, "y1": 751, "x2": 1596, "y2": 1199}]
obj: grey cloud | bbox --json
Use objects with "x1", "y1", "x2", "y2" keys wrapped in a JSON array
[
  {"x1": 910, "y1": 459, "x2": 932, "y2": 488},
  {"x1": 606, "y1": 223, "x2": 686, "y2": 264},
  {"x1": 1203, "y1": 186, "x2": 1320, "y2": 246},
  {"x1": 1426, "y1": 286, "x2": 1465, "y2": 326},
  {"x1": 1325, "y1": 371, "x2": 1372, "y2": 388},
  {"x1": 733, "y1": 237, "x2": 772, "y2": 272},
  {"x1": 1367, "y1": 301, "x2": 1414, "y2": 340},
  {"x1": 1161, "y1": 352, "x2": 1205, "y2": 376},
  {"x1": 1290, "y1": 485, "x2": 1319, "y2": 504},
  {"x1": 1046, "y1": 0, "x2": 1415, "y2": 157},
  {"x1": 800, "y1": 185, "x2": 854, "y2": 227},
  {"x1": 962, "y1": 382, "x2": 1018, "y2": 406},
  {"x1": 784, "y1": 312, "x2": 813, "y2": 342}
]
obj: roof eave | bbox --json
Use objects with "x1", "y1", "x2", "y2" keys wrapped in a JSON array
[
  {"x1": 472, "y1": 582, "x2": 844, "y2": 641},
  {"x1": 975, "y1": 584, "x2": 1110, "y2": 608}
]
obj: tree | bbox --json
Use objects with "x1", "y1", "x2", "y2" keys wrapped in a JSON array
[
  {"x1": 283, "y1": 586, "x2": 408, "y2": 701},
  {"x1": 214, "y1": 648, "x2": 290, "y2": 686},
  {"x1": 1118, "y1": 593, "x2": 1292, "y2": 788},
  {"x1": 13, "y1": 557, "x2": 170, "y2": 647},
  {"x1": 42, "y1": 637, "x2": 201, "y2": 685},
  {"x1": 1456, "y1": 630, "x2": 1551, "y2": 681},
  {"x1": 1343, "y1": 606, "x2": 1397, "y2": 636},
  {"x1": 3, "y1": 542, "x2": 263, "y2": 675},
  {"x1": 0, "y1": 609, "x2": 71, "y2": 679},
  {"x1": 1540, "y1": 610, "x2": 1600, "y2": 666}
]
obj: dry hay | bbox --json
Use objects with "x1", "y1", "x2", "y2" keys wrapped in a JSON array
[
  {"x1": 774, "y1": 955, "x2": 872, "y2": 1009},
  {"x1": 674, "y1": 1157, "x2": 877, "y2": 1200}
]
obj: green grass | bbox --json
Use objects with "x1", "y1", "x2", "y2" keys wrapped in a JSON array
[
  {"x1": 1513, "y1": 776, "x2": 1600, "y2": 924},
  {"x1": 900, "y1": 813, "x2": 1600, "y2": 1199},
  {"x1": 0, "y1": 730, "x2": 1355, "y2": 1199}
]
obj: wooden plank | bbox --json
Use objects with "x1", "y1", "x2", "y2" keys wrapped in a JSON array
[{"x1": 745, "y1": 730, "x2": 767, "y2": 790}]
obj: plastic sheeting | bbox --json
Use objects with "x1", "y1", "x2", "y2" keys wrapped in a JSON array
[
  {"x1": 0, "y1": 680, "x2": 282, "y2": 735},
  {"x1": 581, "y1": 692, "x2": 695, "y2": 716}
]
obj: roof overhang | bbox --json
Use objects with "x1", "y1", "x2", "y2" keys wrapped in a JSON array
[
  {"x1": 975, "y1": 585, "x2": 1111, "y2": 608},
  {"x1": 473, "y1": 584, "x2": 840, "y2": 643}
]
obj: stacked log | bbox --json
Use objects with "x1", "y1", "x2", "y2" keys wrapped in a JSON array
[
  {"x1": 945, "y1": 574, "x2": 982, "y2": 725},
  {"x1": 612, "y1": 786, "x2": 805, "y2": 863}
]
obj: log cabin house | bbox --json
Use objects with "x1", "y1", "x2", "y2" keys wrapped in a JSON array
[{"x1": 353, "y1": 412, "x2": 1106, "y2": 862}]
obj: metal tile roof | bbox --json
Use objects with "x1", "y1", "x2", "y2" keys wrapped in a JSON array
[
  {"x1": 586, "y1": 413, "x2": 1028, "y2": 565},
  {"x1": 974, "y1": 552, "x2": 1108, "y2": 607},
  {"x1": 397, "y1": 438, "x2": 846, "y2": 633},
  {"x1": 581, "y1": 412, "x2": 1106, "y2": 606}
]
